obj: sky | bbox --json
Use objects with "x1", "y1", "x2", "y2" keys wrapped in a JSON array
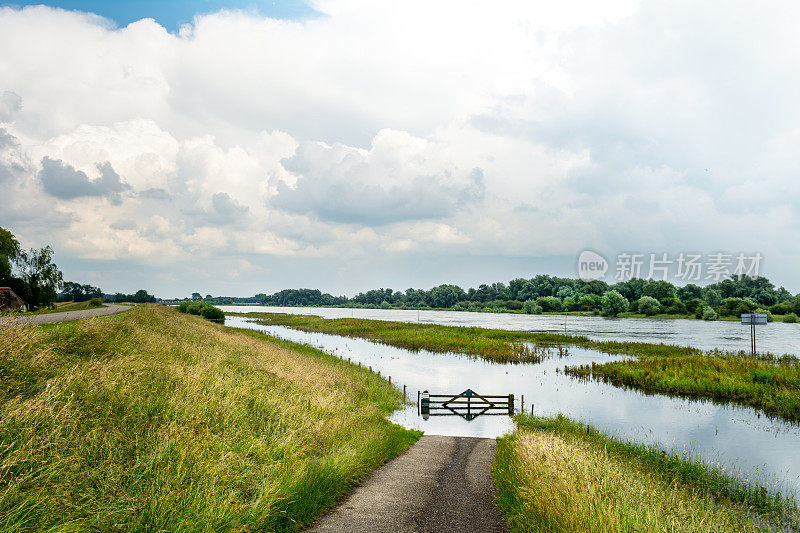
[{"x1": 1, "y1": 1, "x2": 799, "y2": 298}]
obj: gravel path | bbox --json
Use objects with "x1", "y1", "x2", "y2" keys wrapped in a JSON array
[
  {"x1": 307, "y1": 435, "x2": 508, "y2": 533},
  {"x1": 1, "y1": 304, "x2": 131, "y2": 325}
]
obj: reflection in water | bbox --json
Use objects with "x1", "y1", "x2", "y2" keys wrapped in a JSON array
[
  {"x1": 226, "y1": 316, "x2": 800, "y2": 498},
  {"x1": 219, "y1": 305, "x2": 800, "y2": 356}
]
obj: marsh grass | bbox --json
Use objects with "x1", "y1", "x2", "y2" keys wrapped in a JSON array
[
  {"x1": 242, "y1": 312, "x2": 702, "y2": 362},
  {"x1": 566, "y1": 355, "x2": 800, "y2": 422},
  {"x1": 0, "y1": 305, "x2": 419, "y2": 531},
  {"x1": 493, "y1": 415, "x2": 798, "y2": 532}
]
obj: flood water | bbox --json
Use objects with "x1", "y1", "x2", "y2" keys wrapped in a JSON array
[
  {"x1": 226, "y1": 315, "x2": 800, "y2": 499},
  {"x1": 219, "y1": 305, "x2": 800, "y2": 356}
]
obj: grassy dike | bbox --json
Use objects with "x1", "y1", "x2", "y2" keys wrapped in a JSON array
[
  {"x1": 0, "y1": 305, "x2": 419, "y2": 531},
  {"x1": 493, "y1": 415, "x2": 798, "y2": 532}
]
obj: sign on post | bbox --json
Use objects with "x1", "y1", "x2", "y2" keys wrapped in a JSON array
[
  {"x1": 741, "y1": 313, "x2": 767, "y2": 355},
  {"x1": 741, "y1": 313, "x2": 767, "y2": 325}
]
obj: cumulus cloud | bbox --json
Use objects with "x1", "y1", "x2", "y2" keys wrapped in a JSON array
[
  {"x1": 274, "y1": 131, "x2": 485, "y2": 224},
  {"x1": 38, "y1": 157, "x2": 131, "y2": 204}
]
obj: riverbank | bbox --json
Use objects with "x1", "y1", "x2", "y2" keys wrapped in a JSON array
[
  {"x1": 0, "y1": 305, "x2": 418, "y2": 531},
  {"x1": 493, "y1": 415, "x2": 798, "y2": 532}
]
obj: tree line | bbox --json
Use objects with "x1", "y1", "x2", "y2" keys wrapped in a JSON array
[{"x1": 203, "y1": 275, "x2": 800, "y2": 321}]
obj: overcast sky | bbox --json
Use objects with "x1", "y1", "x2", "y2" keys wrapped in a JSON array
[{"x1": 1, "y1": 1, "x2": 799, "y2": 297}]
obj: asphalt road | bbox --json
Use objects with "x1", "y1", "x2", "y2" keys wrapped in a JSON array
[
  {"x1": 307, "y1": 435, "x2": 508, "y2": 533},
  {"x1": 1, "y1": 304, "x2": 131, "y2": 325}
]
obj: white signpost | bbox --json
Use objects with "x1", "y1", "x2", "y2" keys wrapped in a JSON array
[{"x1": 741, "y1": 313, "x2": 767, "y2": 355}]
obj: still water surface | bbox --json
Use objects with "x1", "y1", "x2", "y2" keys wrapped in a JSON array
[
  {"x1": 219, "y1": 306, "x2": 800, "y2": 356},
  {"x1": 226, "y1": 315, "x2": 800, "y2": 498}
]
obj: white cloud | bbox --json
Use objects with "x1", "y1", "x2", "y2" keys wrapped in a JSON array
[{"x1": 1, "y1": 1, "x2": 799, "y2": 294}]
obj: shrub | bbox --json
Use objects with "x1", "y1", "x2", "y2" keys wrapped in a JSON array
[
  {"x1": 685, "y1": 298, "x2": 704, "y2": 315},
  {"x1": 506, "y1": 300, "x2": 524, "y2": 310},
  {"x1": 721, "y1": 297, "x2": 755, "y2": 317},
  {"x1": 177, "y1": 301, "x2": 225, "y2": 321},
  {"x1": 769, "y1": 302, "x2": 789, "y2": 315},
  {"x1": 663, "y1": 298, "x2": 686, "y2": 315},
  {"x1": 88, "y1": 297, "x2": 103, "y2": 308},
  {"x1": 536, "y1": 296, "x2": 562, "y2": 312},
  {"x1": 523, "y1": 299, "x2": 543, "y2": 314},
  {"x1": 702, "y1": 307, "x2": 718, "y2": 321},
  {"x1": 754, "y1": 308, "x2": 773, "y2": 322},
  {"x1": 637, "y1": 296, "x2": 662, "y2": 316},
  {"x1": 200, "y1": 305, "x2": 225, "y2": 321},
  {"x1": 601, "y1": 290, "x2": 628, "y2": 317},
  {"x1": 784, "y1": 313, "x2": 798, "y2": 323}
]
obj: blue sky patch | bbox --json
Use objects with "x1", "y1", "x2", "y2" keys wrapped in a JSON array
[{"x1": 1, "y1": 0, "x2": 316, "y2": 30}]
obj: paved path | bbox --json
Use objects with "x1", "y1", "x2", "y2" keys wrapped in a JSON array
[
  {"x1": 308, "y1": 436, "x2": 508, "y2": 533},
  {"x1": 1, "y1": 304, "x2": 131, "y2": 325}
]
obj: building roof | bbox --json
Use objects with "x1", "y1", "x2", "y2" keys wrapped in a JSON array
[{"x1": 0, "y1": 286, "x2": 26, "y2": 308}]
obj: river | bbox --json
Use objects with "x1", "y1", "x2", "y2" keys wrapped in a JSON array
[{"x1": 219, "y1": 306, "x2": 800, "y2": 356}]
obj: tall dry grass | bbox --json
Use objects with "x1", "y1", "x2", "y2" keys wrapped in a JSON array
[
  {"x1": 0, "y1": 305, "x2": 418, "y2": 531},
  {"x1": 493, "y1": 415, "x2": 797, "y2": 532}
]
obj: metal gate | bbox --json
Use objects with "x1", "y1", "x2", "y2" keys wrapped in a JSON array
[{"x1": 418, "y1": 389, "x2": 514, "y2": 421}]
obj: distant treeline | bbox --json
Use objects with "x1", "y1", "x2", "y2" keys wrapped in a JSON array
[
  {"x1": 194, "y1": 275, "x2": 800, "y2": 320},
  {"x1": 56, "y1": 282, "x2": 156, "y2": 304}
]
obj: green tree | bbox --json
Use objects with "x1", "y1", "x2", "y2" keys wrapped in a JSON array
[
  {"x1": 612, "y1": 278, "x2": 647, "y2": 303},
  {"x1": 601, "y1": 290, "x2": 628, "y2": 317},
  {"x1": 642, "y1": 280, "x2": 676, "y2": 303},
  {"x1": 637, "y1": 296, "x2": 662, "y2": 316},
  {"x1": 58, "y1": 281, "x2": 102, "y2": 302},
  {"x1": 676, "y1": 283, "x2": 703, "y2": 302},
  {"x1": 523, "y1": 299, "x2": 542, "y2": 314},
  {"x1": 133, "y1": 289, "x2": 156, "y2": 303},
  {"x1": 535, "y1": 296, "x2": 562, "y2": 312},
  {"x1": 704, "y1": 289, "x2": 723, "y2": 309},
  {"x1": 0, "y1": 227, "x2": 21, "y2": 281},
  {"x1": 17, "y1": 245, "x2": 63, "y2": 308}
]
